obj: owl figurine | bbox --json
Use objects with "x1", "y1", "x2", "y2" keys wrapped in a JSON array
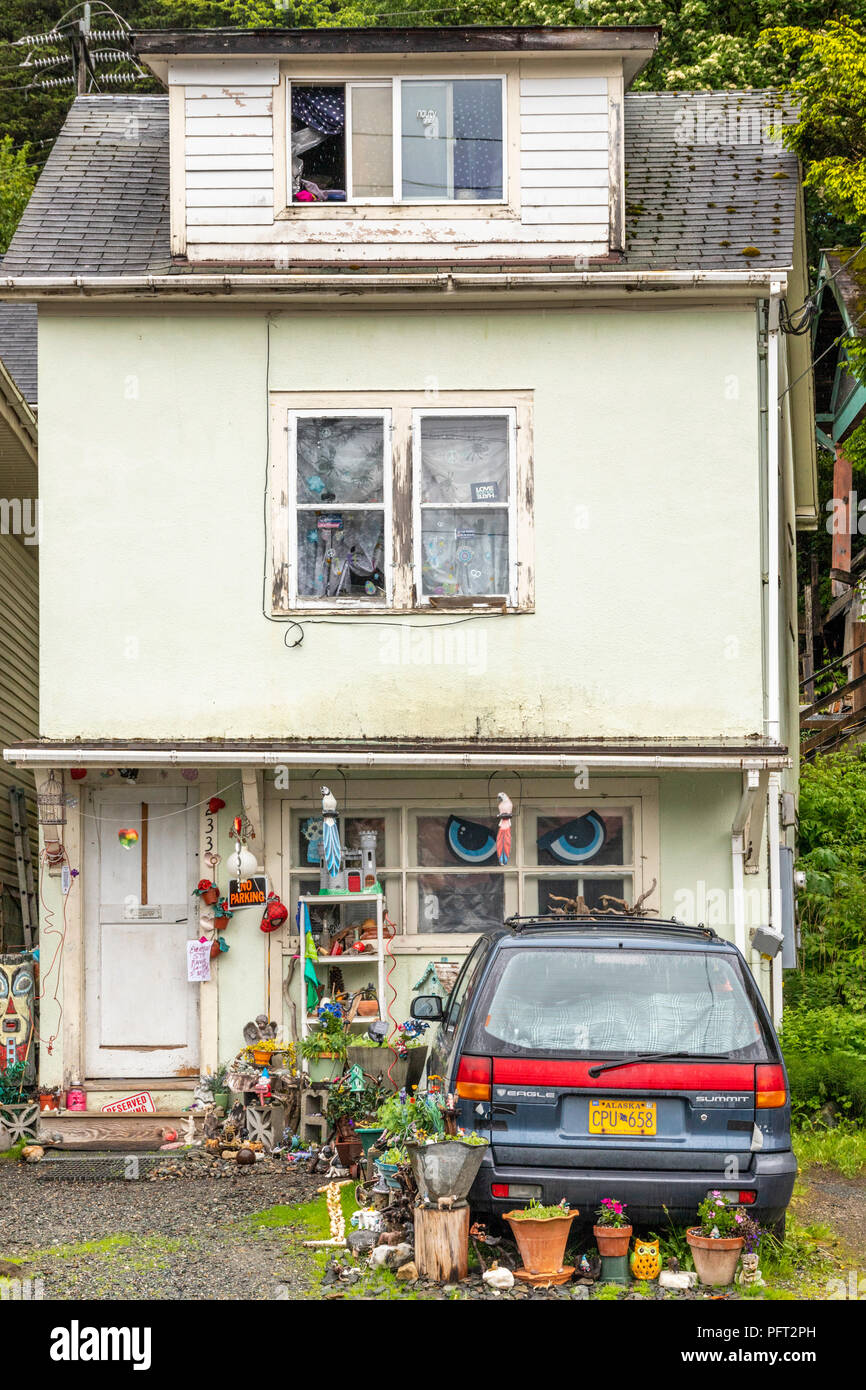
[{"x1": 629, "y1": 1237, "x2": 661, "y2": 1281}]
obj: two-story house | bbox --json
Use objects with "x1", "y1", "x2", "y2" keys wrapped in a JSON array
[{"x1": 1, "y1": 25, "x2": 817, "y2": 1145}]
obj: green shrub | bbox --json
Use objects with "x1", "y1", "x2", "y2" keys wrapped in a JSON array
[
  {"x1": 780, "y1": 1005, "x2": 866, "y2": 1058},
  {"x1": 785, "y1": 1050, "x2": 866, "y2": 1123}
]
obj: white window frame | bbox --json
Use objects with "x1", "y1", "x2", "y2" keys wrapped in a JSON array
[
  {"x1": 287, "y1": 407, "x2": 393, "y2": 610},
  {"x1": 288, "y1": 74, "x2": 508, "y2": 207},
  {"x1": 411, "y1": 406, "x2": 518, "y2": 608}
]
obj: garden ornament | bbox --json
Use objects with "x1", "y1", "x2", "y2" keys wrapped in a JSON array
[{"x1": 321, "y1": 786, "x2": 342, "y2": 879}]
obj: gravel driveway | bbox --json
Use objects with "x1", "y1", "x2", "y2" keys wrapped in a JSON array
[{"x1": 0, "y1": 1165, "x2": 321, "y2": 1301}]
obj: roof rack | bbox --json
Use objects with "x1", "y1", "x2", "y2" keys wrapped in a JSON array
[{"x1": 504, "y1": 914, "x2": 722, "y2": 942}]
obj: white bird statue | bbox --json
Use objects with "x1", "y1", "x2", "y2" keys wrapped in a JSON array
[
  {"x1": 496, "y1": 792, "x2": 513, "y2": 866},
  {"x1": 482, "y1": 1264, "x2": 515, "y2": 1293},
  {"x1": 321, "y1": 785, "x2": 342, "y2": 880}
]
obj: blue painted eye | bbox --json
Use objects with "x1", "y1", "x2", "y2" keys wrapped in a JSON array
[
  {"x1": 537, "y1": 813, "x2": 606, "y2": 865},
  {"x1": 446, "y1": 815, "x2": 497, "y2": 865},
  {"x1": 12, "y1": 968, "x2": 32, "y2": 997}
]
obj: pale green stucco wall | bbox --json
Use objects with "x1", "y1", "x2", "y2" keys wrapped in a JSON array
[{"x1": 37, "y1": 304, "x2": 764, "y2": 743}]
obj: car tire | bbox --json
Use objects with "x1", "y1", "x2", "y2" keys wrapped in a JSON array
[{"x1": 766, "y1": 1215, "x2": 786, "y2": 1242}]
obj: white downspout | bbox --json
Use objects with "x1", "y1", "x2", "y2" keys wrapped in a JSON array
[
  {"x1": 767, "y1": 283, "x2": 784, "y2": 1027},
  {"x1": 732, "y1": 770, "x2": 761, "y2": 957}
]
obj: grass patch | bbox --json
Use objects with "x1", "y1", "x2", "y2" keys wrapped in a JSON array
[
  {"x1": 794, "y1": 1122, "x2": 866, "y2": 1178},
  {"x1": 0, "y1": 1141, "x2": 25, "y2": 1163},
  {"x1": 593, "y1": 1282, "x2": 623, "y2": 1300}
]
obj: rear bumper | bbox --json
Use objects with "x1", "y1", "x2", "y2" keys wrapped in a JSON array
[{"x1": 469, "y1": 1149, "x2": 797, "y2": 1225}]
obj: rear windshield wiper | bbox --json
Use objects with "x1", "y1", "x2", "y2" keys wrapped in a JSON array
[{"x1": 587, "y1": 1052, "x2": 723, "y2": 1078}]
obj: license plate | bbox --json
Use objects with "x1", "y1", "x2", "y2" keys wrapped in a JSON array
[{"x1": 588, "y1": 1098, "x2": 657, "y2": 1137}]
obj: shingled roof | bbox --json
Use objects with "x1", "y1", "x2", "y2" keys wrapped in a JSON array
[
  {"x1": 2, "y1": 89, "x2": 799, "y2": 279},
  {"x1": 2, "y1": 97, "x2": 170, "y2": 278},
  {"x1": 0, "y1": 304, "x2": 37, "y2": 405},
  {"x1": 624, "y1": 91, "x2": 798, "y2": 271}
]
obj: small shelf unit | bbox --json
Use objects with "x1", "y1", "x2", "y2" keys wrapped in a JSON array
[{"x1": 297, "y1": 892, "x2": 387, "y2": 1074}]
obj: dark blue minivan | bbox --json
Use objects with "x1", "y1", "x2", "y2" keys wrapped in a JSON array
[{"x1": 411, "y1": 917, "x2": 796, "y2": 1233}]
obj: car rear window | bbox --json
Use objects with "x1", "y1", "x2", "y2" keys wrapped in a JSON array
[{"x1": 472, "y1": 947, "x2": 773, "y2": 1060}]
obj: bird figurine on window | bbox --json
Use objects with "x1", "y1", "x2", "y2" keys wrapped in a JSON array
[
  {"x1": 321, "y1": 785, "x2": 342, "y2": 880},
  {"x1": 496, "y1": 792, "x2": 513, "y2": 866}
]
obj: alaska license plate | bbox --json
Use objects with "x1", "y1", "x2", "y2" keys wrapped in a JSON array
[{"x1": 588, "y1": 1098, "x2": 657, "y2": 1137}]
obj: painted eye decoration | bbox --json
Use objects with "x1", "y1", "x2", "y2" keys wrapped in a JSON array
[
  {"x1": 537, "y1": 812, "x2": 607, "y2": 865},
  {"x1": 0, "y1": 973, "x2": 8, "y2": 998},
  {"x1": 446, "y1": 815, "x2": 497, "y2": 865},
  {"x1": 11, "y1": 968, "x2": 32, "y2": 997}
]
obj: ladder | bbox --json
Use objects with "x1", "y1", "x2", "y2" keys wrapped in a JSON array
[{"x1": 8, "y1": 788, "x2": 37, "y2": 951}]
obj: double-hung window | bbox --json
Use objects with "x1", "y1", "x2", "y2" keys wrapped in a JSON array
[{"x1": 289, "y1": 76, "x2": 506, "y2": 205}]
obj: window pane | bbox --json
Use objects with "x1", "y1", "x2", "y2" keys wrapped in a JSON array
[
  {"x1": 296, "y1": 416, "x2": 383, "y2": 504},
  {"x1": 291, "y1": 85, "x2": 346, "y2": 200},
  {"x1": 419, "y1": 416, "x2": 509, "y2": 505},
  {"x1": 296, "y1": 815, "x2": 386, "y2": 868},
  {"x1": 415, "y1": 812, "x2": 499, "y2": 867},
  {"x1": 351, "y1": 86, "x2": 393, "y2": 198},
  {"x1": 420, "y1": 507, "x2": 509, "y2": 596},
  {"x1": 529, "y1": 876, "x2": 632, "y2": 915},
  {"x1": 402, "y1": 79, "x2": 503, "y2": 201},
  {"x1": 479, "y1": 949, "x2": 770, "y2": 1058},
  {"x1": 529, "y1": 809, "x2": 633, "y2": 868},
  {"x1": 416, "y1": 873, "x2": 504, "y2": 933},
  {"x1": 297, "y1": 510, "x2": 385, "y2": 599}
]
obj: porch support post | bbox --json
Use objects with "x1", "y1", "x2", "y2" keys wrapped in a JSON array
[
  {"x1": 731, "y1": 769, "x2": 760, "y2": 958},
  {"x1": 198, "y1": 773, "x2": 219, "y2": 1077}
]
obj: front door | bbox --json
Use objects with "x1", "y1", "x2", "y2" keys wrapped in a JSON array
[{"x1": 84, "y1": 787, "x2": 199, "y2": 1078}]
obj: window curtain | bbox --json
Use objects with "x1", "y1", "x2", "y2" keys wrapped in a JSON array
[{"x1": 453, "y1": 80, "x2": 503, "y2": 199}]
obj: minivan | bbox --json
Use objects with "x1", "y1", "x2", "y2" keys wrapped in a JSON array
[{"x1": 411, "y1": 916, "x2": 796, "y2": 1233}]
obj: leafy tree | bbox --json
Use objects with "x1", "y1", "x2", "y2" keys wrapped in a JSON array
[
  {"x1": 0, "y1": 134, "x2": 35, "y2": 253},
  {"x1": 761, "y1": 17, "x2": 866, "y2": 231}
]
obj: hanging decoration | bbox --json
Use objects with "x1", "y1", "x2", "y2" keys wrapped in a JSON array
[
  {"x1": 36, "y1": 771, "x2": 66, "y2": 827},
  {"x1": 118, "y1": 768, "x2": 139, "y2": 782},
  {"x1": 297, "y1": 902, "x2": 320, "y2": 1010},
  {"x1": 207, "y1": 796, "x2": 226, "y2": 815},
  {"x1": 495, "y1": 792, "x2": 513, "y2": 866},
  {"x1": 321, "y1": 786, "x2": 341, "y2": 880},
  {"x1": 181, "y1": 768, "x2": 199, "y2": 782},
  {"x1": 260, "y1": 891, "x2": 288, "y2": 934},
  {"x1": 117, "y1": 828, "x2": 139, "y2": 849},
  {"x1": 69, "y1": 768, "x2": 87, "y2": 781}
]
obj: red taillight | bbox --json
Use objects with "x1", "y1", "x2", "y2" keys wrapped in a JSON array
[
  {"x1": 756, "y1": 1063, "x2": 787, "y2": 1108},
  {"x1": 456, "y1": 1055, "x2": 491, "y2": 1101},
  {"x1": 491, "y1": 1184, "x2": 508, "y2": 1198},
  {"x1": 739, "y1": 1191, "x2": 757, "y2": 1205}
]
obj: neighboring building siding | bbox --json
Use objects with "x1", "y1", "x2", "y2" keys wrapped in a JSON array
[
  {"x1": 185, "y1": 81, "x2": 276, "y2": 230},
  {"x1": 0, "y1": 530, "x2": 38, "y2": 944}
]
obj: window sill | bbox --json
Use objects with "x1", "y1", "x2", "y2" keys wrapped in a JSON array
[
  {"x1": 275, "y1": 202, "x2": 519, "y2": 222},
  {"x1": 272, "y1": 603, "x2": 532, "y2": 618}
]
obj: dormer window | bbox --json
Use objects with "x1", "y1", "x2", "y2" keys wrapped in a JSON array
[{"x1": 290, "y1": 76, "x2": 505, "y2": 205}]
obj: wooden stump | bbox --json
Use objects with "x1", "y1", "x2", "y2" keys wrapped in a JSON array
[{"x1": 415, "y1": 1205, "x2": 470, "y2": 1283}]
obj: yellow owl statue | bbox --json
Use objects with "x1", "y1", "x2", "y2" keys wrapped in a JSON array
[{"x1": 629, "y1": 1238, "x2": 661, "y2": 1281}]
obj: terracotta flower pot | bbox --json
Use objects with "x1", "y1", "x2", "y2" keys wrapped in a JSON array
[
  {"x1": 201, "y1": 887, "x2": 220, "y2": 906},
  {"x1": 213, "y1": 915, "x2": 229, "y2": 930},
  {"x1": 686, "y1": 1229, "x2": 744, "y2": 1287},
  {"x1": 38, "y1": 1093, "x2": 59, "y2": 1113},
  {"x1": 593, "y1": 1224, "x2": 633, "y2": 1258},
  {"x1": 504, "y1": 1208, "x2": 577, "y2": 1276}
]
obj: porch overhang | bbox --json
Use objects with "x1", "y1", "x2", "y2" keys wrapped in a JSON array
[{"x1": 4, "y1": 738, "x2": 791, "y2": 772}]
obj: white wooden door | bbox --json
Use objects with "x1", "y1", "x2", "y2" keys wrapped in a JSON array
[{"x1": 84, "y1": 787, "x2": 200, "y2": 1078}]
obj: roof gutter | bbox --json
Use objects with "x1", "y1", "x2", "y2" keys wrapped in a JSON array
[
  {"x1": 0, "y1": 269, "x2": 788, "y2": 299},
  {"x1": 4, "y1": 746, "x2": 791, "y2": 770}
]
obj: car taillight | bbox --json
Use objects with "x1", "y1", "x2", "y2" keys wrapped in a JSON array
[
  {"x1": 756, "y1": 1063, "x2": 787, "y2": 1108},
  {"x1": 739, "y1": 1191, "x2": 757, "y2": 1205},
  {"x1": 491, "y1": 1184, "x2": 508, "y2": 1198},
  {"x1": 456, "y1": 1055, "x2": 491, "y2": 1101},
  {"x1": 491, "y1": 1183, "x2": 542, "y2": 1201}
]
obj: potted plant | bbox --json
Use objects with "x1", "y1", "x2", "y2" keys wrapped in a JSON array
[
  {"x1": 326, "y1": 1073, "x2": 383, "y2": 1161},
  {"x1": 406, "y1": 1131, "x2": 489, "y2": 1206},
  {"x1": 375, "y1": 1144, "x2": 408, "y2": 1189},
  {"x1": 593, "y1": 1197, "x2": 633, "y2": 1257},
  {"x1": 686, "y1": 1192, "x2": 746, "y2": 1286},
  {"x1": 504, "y1": 1200, "x2": 577, "y2": 1282},
  {"x1": 193, "y1": 878, "x2": 220, "y2": 906},
  {"x1": 300, "y1": 1023, "x2": 349, "y2": 1082},
  {"x1": 208, "y1": 1064, "x2": 230, "y2": 1112},
  {"x1": 213, "y1": 897, "x2": 234, "y2": 931}
]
